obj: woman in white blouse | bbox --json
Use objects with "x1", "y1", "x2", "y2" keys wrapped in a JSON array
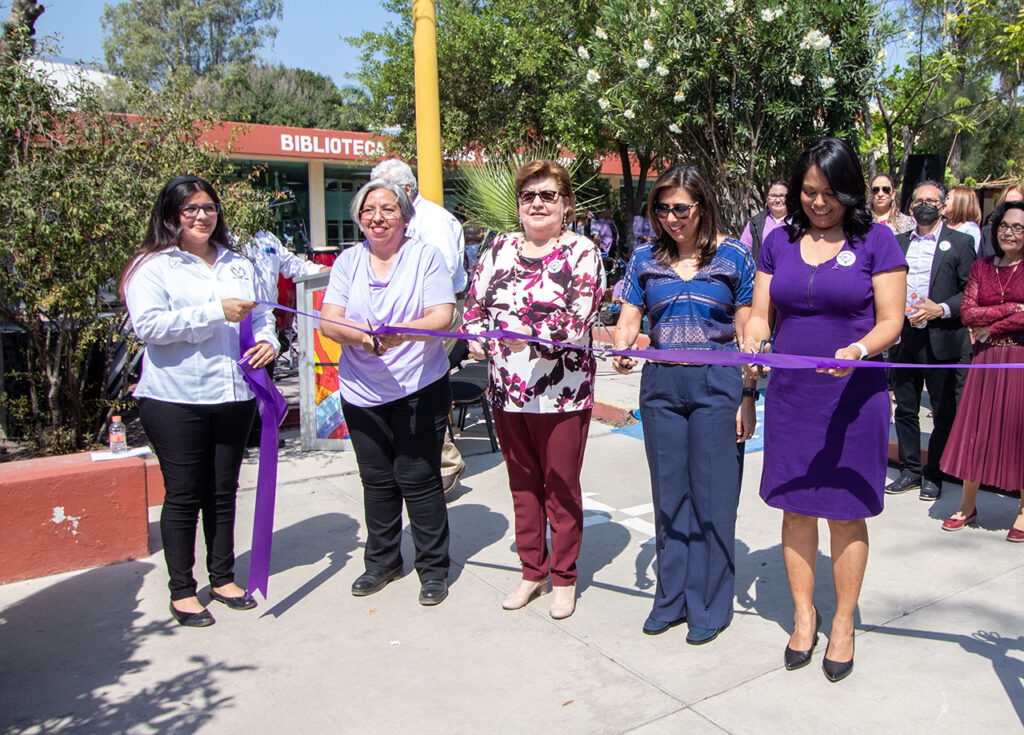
[
  {"x1": 122, "y1": 175, "x2": 278, "y2": 628},
  {"x1": 943, "y1": 185, "x2": 983, "y2": 252}
]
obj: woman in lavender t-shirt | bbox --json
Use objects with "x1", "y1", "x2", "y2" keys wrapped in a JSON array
[{"x1": 320, "y1": 180, "x2": 456, "y2": 607}]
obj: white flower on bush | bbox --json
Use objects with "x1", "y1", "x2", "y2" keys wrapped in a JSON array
[
  {"x1": 905, "y1": 30, "x2": 915, "y2": 42},
  {"x1": 674, "y1": 90, "x2": 685, "y2": 102},
  {"x1": 656, "y1": 65, "x2": 669, "y2": 76},
  {"x1": 800, "y1": 30, "x2": 831, "y2": 51},
  {"x1": 819, "y1": 75, "x2": 835, "y2": 90},
  {"x1": 598, "y1": 97, "x2": 611, "y2": 110},
  {"x1": 868, "y1": 100, "x2": 880, "y2": 115},
  {"x1": 644, "y1": 39, "x2": 655, "y2": 53},
  {"x1": 668, "y1": 123, "x2": 682, "y2": 134},
  {"x1": 650, "y1": 6, "x2": 660, "y2": 19},
  {"x1": 577, "y1": 45, "x2": 590, "y2": 60},
  {"x1": 875, "y1": 48, "x2": 888, "y2": 65},
  {"x1": 724, "y1": 0, "x2": 735, "y2": 13},
  {"x1": 587, "y1": 69, "x2": 601, "y2": 83},
  {"x1": 623, "y1": 108, "x2": 636, "y2": 119},
  {"x1": 637, "y1": 57, "x2": 650, "y2": 70},
  {"x1": 595, "y1": 26, "x2": 608, "y2": 40},
  {"x1": 761, "y1": 8, "x2": 783, "y2": 21},
  {"x1": 789, "y1": 74, "x2": 804, "y2": 86}
]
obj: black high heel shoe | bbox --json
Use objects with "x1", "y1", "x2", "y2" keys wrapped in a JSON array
[
  {"x1": 784, "y1": 609, "x2": 822, "y2": 671},
  {"x1": 822, "y1": 635, "x2": 855, "y2": 682}
]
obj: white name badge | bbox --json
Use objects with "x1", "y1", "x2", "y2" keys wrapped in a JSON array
[
  {"x1": 939, "y1": 241, "x2": 951, "y2": 251},
  {"x1": 837, "y1": 251, "x2": 856, "y2": 267}
]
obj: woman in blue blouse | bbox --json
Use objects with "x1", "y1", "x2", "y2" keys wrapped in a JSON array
[{"x1": 612, "y1": 165, "x2": 757, "y2": 644}]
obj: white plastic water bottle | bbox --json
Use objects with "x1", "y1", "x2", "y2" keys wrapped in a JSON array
[{"x1": 109, "y1": 415, "x2": 128, "y2": 454}]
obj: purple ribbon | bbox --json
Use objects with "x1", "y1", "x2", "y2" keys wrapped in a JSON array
[
  {"x1": 238, "y1": 315, "x2": 288, "y2": 601},
  {"x1": 261, "y1": 301, "x2": 1024, "y2": 371}
]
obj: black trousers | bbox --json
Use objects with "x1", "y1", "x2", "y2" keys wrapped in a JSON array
[
  {"x1": 140, "y1": 398, "x2": 256, "y2": 600},
  {"x1": 342, "y1": 376, "x2": 452, "y2": 582},
  {"x1": 891, "y1": 330, "x2": 966, "y2": 482}
]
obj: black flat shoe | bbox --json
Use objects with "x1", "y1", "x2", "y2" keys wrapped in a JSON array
[
  {"x1": 822, "y1": 638, "x2": 855, "y2": 682},
  {"x1": 351, "y1": 566, "x2": 404, "y2": 597},
  {"x1": 784, "y1": 609, "x2": 822, "y2": 670},
  {"x1": 169, "y1": 602, "x2": 215, "y2": 628},
  {"x1": 418, "y1": 579, "x2": 448, "y2": 606},
  {"x1": 210, "y1": 589, "x2": 258, "y2": 610}
]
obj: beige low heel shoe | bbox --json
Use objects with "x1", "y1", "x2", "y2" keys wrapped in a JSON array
[
  {"x1": 501, "y1": 578, "x2": 548, "y2": 610},
  {"x1": 549, "y1": 584, "x2": 576, "y2": 620}
]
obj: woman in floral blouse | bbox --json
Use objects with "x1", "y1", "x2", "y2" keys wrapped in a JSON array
[{"x1": 464, "y1": 159, "x2": 605, "y2": 619}]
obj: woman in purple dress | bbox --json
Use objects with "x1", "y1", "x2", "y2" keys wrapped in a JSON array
[{"x1": 744, "y1": 138, "x2": 907, "y2": 682}]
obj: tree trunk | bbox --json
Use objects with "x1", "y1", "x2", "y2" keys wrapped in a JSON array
[
  {"x1": 617, "y1": 139, "x2": 636, "y2": 219},
  {"x1": 0, "y1": 0, "x2": 45, "y2": 66}
]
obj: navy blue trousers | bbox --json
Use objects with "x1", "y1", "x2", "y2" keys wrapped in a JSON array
[{"x1": 640, "y1": 362, "x2": 742, "y2": 629}]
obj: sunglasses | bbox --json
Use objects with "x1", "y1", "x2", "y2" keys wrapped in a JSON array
[
  {"x1": 871, "y1": 186, "x2": 892, "y2": 195},
  {"x1": 517, "y1": 189, "x2": 563, "y2": 205},
  {"x1": 653, "y1": 202, "x2": 698, "y2": 219}
]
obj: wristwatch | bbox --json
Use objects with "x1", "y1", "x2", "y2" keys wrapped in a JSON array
[{"x1": 742, "y1": 387, "x2": 760, "y2": 400}]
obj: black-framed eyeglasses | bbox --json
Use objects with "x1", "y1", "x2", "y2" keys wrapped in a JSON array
[
  {"x1": 653, "y1": 202, "x2": 698, "y2": 219},
  {"x1": 997, "y1": 222, "x2": 1024, "y2": 236},
  {"x1": 179, "y1": 203, "x2": 221, "y2": 218},
  {"x1": 871, "y1": 186, "x2": 892, "y2": 195},
  {"x1": 911, "y1": 197, "x2": 942, "y2": 207},
  {"x1": 517, "y1": 189, "x2": 563, "y2": 205}
]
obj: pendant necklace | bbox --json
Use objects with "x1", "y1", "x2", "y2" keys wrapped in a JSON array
[{"x1": 995, "y1": 258, "x2": 1021, "y2": 303}]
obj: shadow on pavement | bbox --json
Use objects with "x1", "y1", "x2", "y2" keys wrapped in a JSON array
[
  {"x1": 232, "y1": 512, "x2": 360, "y2": 618},
  {"x1": 869, "y1": 626, "x2": 1024, "y2": 726},
  {"x1": 446, "y1": 503, "x2": 509, "y2": 585},
  {"x1": 0, "y1": 562, "x2": 253, "y2": 734}
]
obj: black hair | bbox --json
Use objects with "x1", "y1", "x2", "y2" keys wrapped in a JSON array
[
  {"x1": 646, "y1": 165, "x2": 721, "y2": 269},
  {"x1": 785, "y1": 137, "x2": 873, "y2": 244},
  {"x1": 120, "y1": 175, "x2": 234, "y2": 294},
  {"x1": 991, "y1": 201, "x2": 1024, "y2": 258}
]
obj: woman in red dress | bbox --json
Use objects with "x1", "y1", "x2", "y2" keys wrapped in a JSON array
[{"x1": 940, "y1": 201, "x2": 1024, "y2": 541}]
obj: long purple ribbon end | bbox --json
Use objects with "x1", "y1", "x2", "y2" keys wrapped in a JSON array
[{"x1": 238, "y1": 315, "x2": 289, "y2": 601}]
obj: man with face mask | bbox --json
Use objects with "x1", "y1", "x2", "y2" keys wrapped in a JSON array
[{"x1": 887, "y1": 180, "x2": 977, "y2": 501}]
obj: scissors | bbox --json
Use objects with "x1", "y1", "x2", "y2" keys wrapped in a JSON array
[{"x1": 367, "y1": 320, "x2": 385, "y2": 356}]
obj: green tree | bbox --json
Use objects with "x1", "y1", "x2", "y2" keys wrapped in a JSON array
[
  {"x1": 574, "y1": 0, "x2": 879, "y2": 229},
  {"x1": 102, "y1": 0, "x2": 282, "y2": 89},
  {"x1": 0, "y1": 0, "x2": 44, "y2": 65},
  {"x1": 348, "y1": 0, "x2": 599, "y2": 158},
  {"x1": 868, "y1": 0, "x2": 1023, "y2": 186},
  {"x1": 0, "y1": 44, "x2": 274, "y2": 452},
  {"x1": 188, "y1": 63, "x2": 370, "y2": 130}
]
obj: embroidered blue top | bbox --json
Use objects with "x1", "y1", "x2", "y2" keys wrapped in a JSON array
[{"x1": 620, "y1": 237, "x2": 755, "y2": 350}]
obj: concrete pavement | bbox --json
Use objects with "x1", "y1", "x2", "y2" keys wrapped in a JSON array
[{"x1": 1, "y1": 363, "x2": 1022, "y2": 733}]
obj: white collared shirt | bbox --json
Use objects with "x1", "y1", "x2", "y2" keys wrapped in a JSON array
[
  {"x1": 125, "y1": 246, "x2": 279, "y2": 404},
  {"x1": 406, "y1": 194, "x2": 467, "y2": 293},
  {"x1": 906, "y1": 223, "x2": 951, "y2": 318},
  {"x1": 243, "y1": 230, "x2": 323, "y2": 299}
]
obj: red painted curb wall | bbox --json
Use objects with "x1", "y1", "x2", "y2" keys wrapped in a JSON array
[{"x1": 0, "y1": 452, "x2": 150, "y2": 585}]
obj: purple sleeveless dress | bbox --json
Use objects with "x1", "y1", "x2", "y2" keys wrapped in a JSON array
[{"x1": 757, "y1": 223, "x2": 907, "y2": 519}]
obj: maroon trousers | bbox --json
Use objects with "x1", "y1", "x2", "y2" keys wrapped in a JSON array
[{"x1": 492, "y1": 406, "x2": 592, "y2": 586}]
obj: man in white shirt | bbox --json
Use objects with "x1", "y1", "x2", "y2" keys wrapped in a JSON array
[
  {"x1": 371, "y1": 159, "x2": 468, "y2": 493},
  {"x1": 887, "y1": 181, "x2": 976, "y2": 502}
]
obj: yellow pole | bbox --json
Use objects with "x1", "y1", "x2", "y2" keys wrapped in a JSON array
[{"x1": 413, "y1": 0, "x2": 444, "y2": 206}]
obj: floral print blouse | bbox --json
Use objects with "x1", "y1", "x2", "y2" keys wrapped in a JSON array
[{"x1": 463, "y1": 232, "x2": 606, "y2": 413}]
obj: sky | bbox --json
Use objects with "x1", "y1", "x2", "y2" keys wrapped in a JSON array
[{"x1": 28, "y1": 0, "x2": 399, "y2": 87}]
